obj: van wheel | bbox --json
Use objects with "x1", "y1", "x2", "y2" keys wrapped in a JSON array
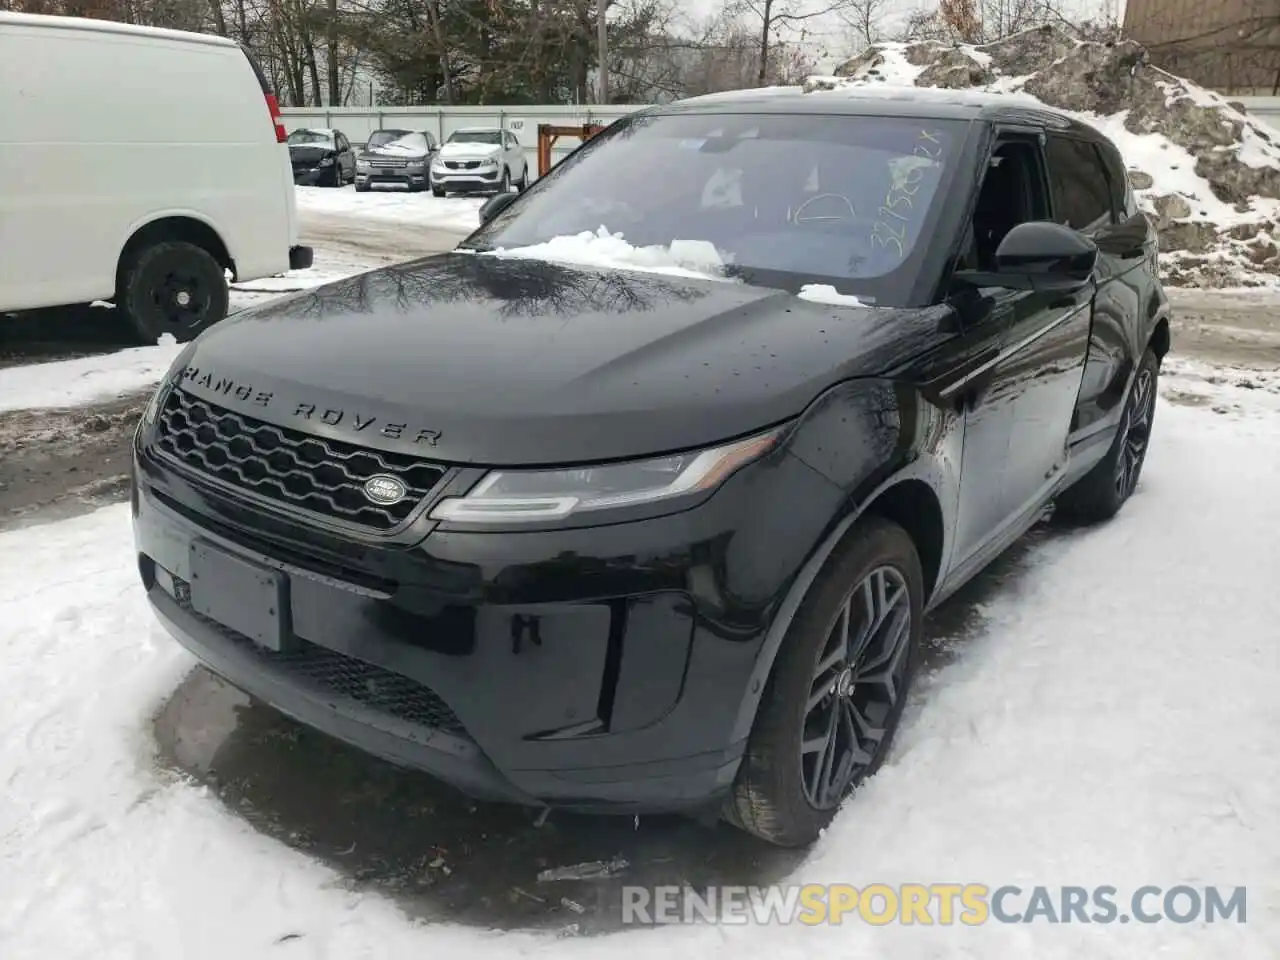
[{"x1": 116, "y1": 241, "x2": 228, "y2": 345}]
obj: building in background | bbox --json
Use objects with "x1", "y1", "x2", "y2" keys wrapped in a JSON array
[{"x1": 1123, "y1": 0, "x2": 1279, "y2": 94}]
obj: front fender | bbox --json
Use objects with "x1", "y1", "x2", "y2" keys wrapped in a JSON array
[{"x1": 728, "y1": 377, "x2": 960, "y2": 744}]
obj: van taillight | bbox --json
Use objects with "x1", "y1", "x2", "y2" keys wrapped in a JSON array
[{"x1": 264, "y1": 94, "x2": 287, "y2": 143}]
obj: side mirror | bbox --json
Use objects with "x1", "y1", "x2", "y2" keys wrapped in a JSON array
[
  {"x1": 954, "y1": 221, "x2": 1098, "y2": 293},
  {"x1": 478, "y1": 192, "x2": 518, "y2": 225}
]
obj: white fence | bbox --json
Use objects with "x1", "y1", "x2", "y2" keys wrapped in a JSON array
[
  {"x1": 1238, "y1": 96, "x2": 1280, "y2": 131},
  {"x1": 279, "y1": 104, "x2": 647, "y2": 177},
  {"x1": 281, "y1": 96, "x2": 1280, "y2": 177}
]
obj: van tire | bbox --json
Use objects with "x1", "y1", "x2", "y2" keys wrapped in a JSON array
[{"x1": 116, "y1": 240, "x2": 228, "y2": 344}]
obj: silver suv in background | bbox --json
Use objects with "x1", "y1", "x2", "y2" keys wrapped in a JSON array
[{"x1": 355, "y1": 129, "x2": 438, "y2": 192}]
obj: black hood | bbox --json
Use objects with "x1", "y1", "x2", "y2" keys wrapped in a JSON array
[{"x1": 179, "y1": 254, "x2": 954, "y2": 466}]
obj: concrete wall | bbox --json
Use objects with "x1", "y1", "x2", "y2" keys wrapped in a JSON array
[{"x1": 1239, "y1": 97, "x2": 1280, "y2": 132}]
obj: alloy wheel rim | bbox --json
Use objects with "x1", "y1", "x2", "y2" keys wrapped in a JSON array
[
  {"x1": 801, "y1": 565, "x2": 912, "y2": 811},
  {"x1": 1115, "y1": 367, "x2": 1155, "y2": 498}
]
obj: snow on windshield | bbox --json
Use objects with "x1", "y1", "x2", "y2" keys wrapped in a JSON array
[
  {"x1": 477, "y1": 225, "x2": 735, "y2": 281},
  {"x1": 370, "y1": 134, "x2": 428, "y2": 155},
  {"x1": 798, "y1": 284, "x2": 868, "y2": 307}
]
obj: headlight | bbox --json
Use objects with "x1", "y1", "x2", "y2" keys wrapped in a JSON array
[
  {"x1": 142, "y1": 345, "x2": 195, "y2": 426},
  {"x1": 357, "y1": 160, "x2": 370, "y2": 171},
  {"x1": 141, "y1": 380, "x2": 167, "y2": 426},
  {"x1": 479, "y1": 159, "x2": 497, "y2": 168},
  {"x1": 429, "y1": 430, "x2": 781, "y2": 525}
]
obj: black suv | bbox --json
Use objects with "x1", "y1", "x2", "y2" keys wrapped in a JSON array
[{"x1": 132, "y1": 88, "x2": 1169, "y2": 847}]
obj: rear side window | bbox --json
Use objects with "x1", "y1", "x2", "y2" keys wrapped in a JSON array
[
  {"x1": 1096, "y1": 142, "x2": 1134, "y2": 219},
  {"x1": 1044, "y1": 135, "x2": 1113, "y2": 231}
]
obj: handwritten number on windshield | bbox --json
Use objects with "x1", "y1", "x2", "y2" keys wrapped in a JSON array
[{"x1": 870, "y1": 129, "x2": 944, "y2": 259}]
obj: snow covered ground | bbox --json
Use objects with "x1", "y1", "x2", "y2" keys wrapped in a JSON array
[
  {"x1": 2, "y1": 378, "x2": 1278, "y2": 957},
  {"x1": 295, "y1": 184, "x2": 484, "y2": 234}
]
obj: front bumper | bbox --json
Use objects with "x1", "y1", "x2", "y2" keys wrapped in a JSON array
[
  {"x1": 292, "y1": 166, "x2": 333, "y2": 185},
  {"x1": 431, "y1": 166, "x2": 503, "y2": 193},
  {"x1": 356, "y1": 168, "x2": 428, "y2": 189},
  {"x1": 130, "y1": 437, "x2": 834, "y2": 814}
]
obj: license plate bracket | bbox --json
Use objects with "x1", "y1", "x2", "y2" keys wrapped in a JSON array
[{"x1": 189, "y1": 541, "x2": 292, "y2": 652}]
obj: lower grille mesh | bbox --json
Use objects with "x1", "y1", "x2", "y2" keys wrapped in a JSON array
[{"x1": 173, "y1": 579, "x2": 468, "y2": 737}]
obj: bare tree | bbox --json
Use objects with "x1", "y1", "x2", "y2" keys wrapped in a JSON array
[
  {"x1": 729, "y1": 0, "x2": 851, "y2": 84},
  {"x1": 839, "y1": 0, "x2": 887, "y2": 49}
]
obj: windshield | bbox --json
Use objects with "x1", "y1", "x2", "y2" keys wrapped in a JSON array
[
  {"x1": 465, "y1": 112, "x2": 965, "y2": 304},
  {"x1": 367, "y1": 131, "x2": 428, "y2": 153},
  {"x1": 288, "y1": 129, "x2": 333, "y2": 146},
  {"x1": 449, "y1": 130, "x2": 503, "y2": 146}
]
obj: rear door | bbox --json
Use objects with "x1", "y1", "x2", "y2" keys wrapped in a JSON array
[{"x1": 1045, "y1": 135, "x2": 1151, "y2": 445}]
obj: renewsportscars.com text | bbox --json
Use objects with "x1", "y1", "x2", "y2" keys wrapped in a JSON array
[{"x1": 620, "y1": 883, "x2": 1247, "y2": 926}]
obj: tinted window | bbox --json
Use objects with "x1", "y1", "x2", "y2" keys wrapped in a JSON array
[
  {"x1": 1096, "y1": 142, "x2": 1132, "y2": 220},
  {"x1": 449, "y1": 130, "x2": 504, "y2": 145},
  {"x1": 1045, "y1": 135, "x2": 1112, "y2": 230},
  {"x1": 465, "y1": 112, "x2": 965, "y2": 304}
]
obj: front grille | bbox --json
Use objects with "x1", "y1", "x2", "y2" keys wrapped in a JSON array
[
  {"x1": 174, "y1": 582, "x2": 468, "y2": 737},
  {"x1": 155, "y1": 388, "x2": 447, "y2": 531},
  {"x1": 368, "y1": 157, "x2": 408, "y2": 167},
  {"x1": 445, "y1": 160, "x2": 482, "y2": 170}
]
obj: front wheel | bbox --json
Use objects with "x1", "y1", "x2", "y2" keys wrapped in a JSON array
[
  {"x1": 725, "y1": 517, "x2": 924, "y2": 847},
  {"x1": 496, "y1": 168, "x2": 511, "y2": 194},
  {"x1": 115, "y1": 240, "x2": 228, "y2": 345},
  {"x1": 1055, "y1": 346, "x2": 1160, "y2": 523}
]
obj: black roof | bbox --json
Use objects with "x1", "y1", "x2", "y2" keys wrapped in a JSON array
[{"x1": 658, "y1": 83, "x2": 1104, "y2": 140}]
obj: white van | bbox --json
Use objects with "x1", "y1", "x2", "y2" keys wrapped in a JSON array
[{"x1": 0, "y1": 12, "x2": 312, "y2": 343}]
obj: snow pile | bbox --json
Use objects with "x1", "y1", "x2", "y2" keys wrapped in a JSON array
[
  {"x1": 821, "y1": 25, "x2": 1280, "y2": 288},
  {"x1": 480, "y1": 225, "x2": 734, "y2": 281}
]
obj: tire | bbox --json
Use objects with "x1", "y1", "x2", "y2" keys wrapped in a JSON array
[
  {"x1": 1055, "y1": 346, "x2": 1159, "y2": 524},
  {"x1": 354, "y1": 182, "x2": 370, "y2": 193},
  {"x1": 517, "y1": 166, "x2": 529, "y2": 192},
  {"x1": 116, "y1": 240, "x2": 228, "y2": 345},
  {"x1": 431, "y1": 186, "x2": 445, "y2": 197},
  {"x1": 327, "y1": 163, "x2": 342, "y2": 187},
  {"x1": 496, "y1": 168, "x2": 511, "y2": 194},
  {"x1": 725, "y1": 517, "x2": 925, "y2": 847}
]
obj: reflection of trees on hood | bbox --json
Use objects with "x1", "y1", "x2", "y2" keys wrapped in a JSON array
[{"x1": 246, "y1": 253, "x2": 711, "y2": 324}]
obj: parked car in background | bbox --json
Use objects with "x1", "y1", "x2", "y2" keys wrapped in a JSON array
[
  {"x1": 0, "y1": 11, "x2": 310, "y2": 343},
  {"x1": 431, "y1": 127, "x2": 529, "y2": 196},
  {"x1": 288, "y1": 127, "x2": 355, "y2": 187},
  {"x1": 132, "y1": 87, "x2": 1169, "y2": 847},
  {"x1": 355, "y1": 129, "x2": 437, "y2": 192}
]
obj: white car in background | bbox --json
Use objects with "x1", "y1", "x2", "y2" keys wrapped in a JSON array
[{"x1": 430, "y1": 127, "x2": 529, "y2": 196}]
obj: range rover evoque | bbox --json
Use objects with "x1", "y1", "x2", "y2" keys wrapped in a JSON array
[{"x1": 132, "y1": 86, "x2": 1170, "y2": 847}]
